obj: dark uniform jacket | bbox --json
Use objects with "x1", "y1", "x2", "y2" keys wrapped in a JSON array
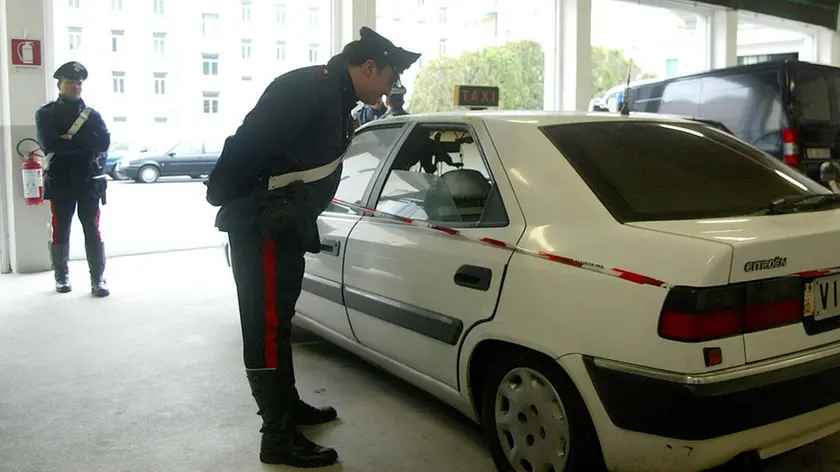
[
  {"x1": 36, "y1": 97, "x2": 110, "y2": 201},
  {"x1": 206, "y1": 54, "x2": 358, "y2": 250}
]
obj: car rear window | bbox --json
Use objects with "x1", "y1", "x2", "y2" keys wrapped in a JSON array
[
  {"x1": 541, "y1": 121, "x2": 828, "y2": 222},
  {"x1": 795, "y1": 67, "x2": 840, "y2": 122}
]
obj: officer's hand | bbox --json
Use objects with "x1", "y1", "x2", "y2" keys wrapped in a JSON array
[{"x1": 60, "y1": 134, "x2": 73, "y2": 140}]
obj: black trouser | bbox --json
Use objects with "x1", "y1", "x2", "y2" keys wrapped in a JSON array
[
  {"x1": 49, "y1": 198, "x2": 102, "y2": 244},
  {"x1": 228, "y1": 231, "x2": 305, "y2": 414}
]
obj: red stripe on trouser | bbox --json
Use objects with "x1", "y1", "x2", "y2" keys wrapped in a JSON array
[
  {"x1": 262, "y1": 239, "x2": 279, "y2": 369},
  {"x1": 50, "y1": 201, "x2": 58, "y2": 243},
  {"x1": 94, "y1": 208, "x2": 101, "y2": 239}
]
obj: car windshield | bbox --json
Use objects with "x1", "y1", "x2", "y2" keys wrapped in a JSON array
[{"x1": 541, "y1": 120, "x2": 830, "y2": 222}]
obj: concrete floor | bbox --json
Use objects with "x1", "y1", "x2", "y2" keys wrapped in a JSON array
[{"x1": 1, "y1": 248, "x2": 840, "y2": 472}]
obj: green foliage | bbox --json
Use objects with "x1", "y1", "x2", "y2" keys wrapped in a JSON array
[
  {"x1": 409, "y1": 40, "x2": 657, "y2": 112},
  {"x1": 591, "y1": 44, "x2": 657, "y2": 97},
  {"x1": 410, "y1": 40, "x2": 544, "y2": 113}
]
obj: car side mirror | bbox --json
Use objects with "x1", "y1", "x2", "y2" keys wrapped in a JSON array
[{"x1": 167, "y1": 152, "x2": 175, "y2": 157}]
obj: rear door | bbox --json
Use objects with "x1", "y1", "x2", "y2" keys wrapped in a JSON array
[
  {"x1": 342, "y1": 120, "x2": 525, "y2": 389},
  {"x1": 790, "y1": 64, "x2": 840, "y2": 179}
]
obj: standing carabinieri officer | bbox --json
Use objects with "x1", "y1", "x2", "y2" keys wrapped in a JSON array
[{"x1": 36, "y1": 61, "x2": 111, "y2": 297}]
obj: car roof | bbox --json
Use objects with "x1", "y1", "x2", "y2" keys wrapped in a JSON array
[{"x1": 368, "y1": 110, "x2": 696, "y2": 127}]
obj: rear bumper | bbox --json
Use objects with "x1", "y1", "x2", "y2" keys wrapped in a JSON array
[{"x1": 584, "y1": 348, "x2": 840, "y2": 441}]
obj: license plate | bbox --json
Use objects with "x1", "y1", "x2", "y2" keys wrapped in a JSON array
[
  {"x1": 806, "y1": 148, "x2": 832, "y2": 159},
  {"x1": 804, "y1": 274, "x2": 840, "y2": 321}
]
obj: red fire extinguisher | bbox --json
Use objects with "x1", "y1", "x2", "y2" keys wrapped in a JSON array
[{"x1": 17, "y1": 138, "x2": 45, "y2": 206}]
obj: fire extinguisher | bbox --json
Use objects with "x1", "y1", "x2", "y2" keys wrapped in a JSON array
[{"x1": 17, "y1": 138, "x2": 46, "y2": 206}]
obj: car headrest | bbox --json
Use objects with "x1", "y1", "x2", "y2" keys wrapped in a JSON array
[
  {"x1": 436, "y1": 169, "x2": 491, "y2": 201},
  {"x1": 424, "y1": 169, "x2": 491, "y2": 222}
]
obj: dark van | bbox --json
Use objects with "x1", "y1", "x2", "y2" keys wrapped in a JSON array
[{"x1": 626, "y1": 60, "x2": 840, "y2": 182}]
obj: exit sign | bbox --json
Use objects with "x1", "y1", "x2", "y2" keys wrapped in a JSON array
[{"x1": 454, "y1": 85, "x2": 500, "y2": 108}]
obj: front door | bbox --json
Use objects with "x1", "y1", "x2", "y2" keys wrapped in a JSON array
[
  {"x1": 296, "y1": 124, "x2": 409, "y2": 340},
  {"x1": 342, "y1": 122, "x2": 525, "y2": 388}
]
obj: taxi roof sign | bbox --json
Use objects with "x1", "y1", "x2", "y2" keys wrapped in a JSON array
[{"x1": 454, "y1": 85, "x2": 500, "y2": 108}]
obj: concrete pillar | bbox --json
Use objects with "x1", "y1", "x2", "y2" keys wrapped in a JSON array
[
  {"x1": 557, "y1": 0, "x2": 592, "y2": 112},
  {"x1": 817, "y1": 22, "x2": 840, "y2": 66},
  {"x1": 709, "y1": 9, "x2": 738, "y2": 70},
  {"x1": 332, "y1": 0, "x2": 376, "y2": 56},
  {"x1": 0, "y1": 0, "x2": 54, "y2": 274}
]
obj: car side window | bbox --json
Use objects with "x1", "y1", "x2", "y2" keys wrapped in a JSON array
[
  {"x1": 325, "y1": 125, "x2": 404, "y2": 214},
  {"x1": 372, "y1": 125, "x2": 507, "y2": 226}
]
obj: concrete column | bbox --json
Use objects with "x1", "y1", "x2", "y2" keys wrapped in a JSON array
[
  {"x1": 0, "y1": 0, "x2": 54, "y2": 274},
  {"x1": 332, "y1": 0, "x2": 376, "y2": 56},
  {"x1": 543, "y1": 0, "x2": 561, "y2": 111},
  {"x1": 709, "y1": 9, "x2": 738, "y2": 70},
  {"x1": 557, "y1": 0, "x2": 592, "y2": 112},
  {"x1": 817, "y1": 23, "x2": 840, "y2": 66}
]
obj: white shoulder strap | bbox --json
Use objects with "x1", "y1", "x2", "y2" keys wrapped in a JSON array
[
  {"x1": 267, "y1": 153, "x2": 345, "y2": 191},
  {"x1": 65, "y1": 107, "x2": 92, "y2": 137},
  {"x1": 43, "y1": 107, "x2": 93, "y2": 168}
]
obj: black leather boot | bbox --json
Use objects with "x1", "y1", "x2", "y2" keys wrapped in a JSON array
[
  {"x1": 293, "y1": 399, "x2": 338, "y2": 426},
  {"x1": 50, "y1": 243, "x2": 72, "y2": 293},
  {"x1": 85, "y1": 241, "x2": 110, "y2": 298},
  {"x1": 247, "y1": 370, "x2": 338, "y2": 468}
]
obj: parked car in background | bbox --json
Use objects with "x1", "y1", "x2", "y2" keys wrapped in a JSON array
[
  {"x1": 116, "y1": 140, "x2": 223, "y2": 183},
  {"x1": 625, "y1": 60, "x2": 840, "y2": 182},
  {"x1": 102, "y1": 142, "x2": 153, "y2": 180}
]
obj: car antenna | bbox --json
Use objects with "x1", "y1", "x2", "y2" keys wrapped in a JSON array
[{"x1": 619, "y1": 59, "x2": 633, "y2": 117}]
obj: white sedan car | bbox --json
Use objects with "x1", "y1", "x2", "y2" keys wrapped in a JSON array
[{"x1": 223, "y1": 111, "x2": 840, "y2": 472}]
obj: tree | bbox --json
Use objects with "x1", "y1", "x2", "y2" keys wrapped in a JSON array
[
  {"x1": 409, "y1": 40, "x2": 657, "y2": 112},
  {"x1": 591, "y1": 44, "x2": 657, "y2": 97},
  {"x1": 411, "y1": 40, "x2": 544, "y2": 113}
]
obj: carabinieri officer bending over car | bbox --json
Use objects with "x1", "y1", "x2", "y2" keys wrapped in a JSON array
[
  {"x1": 36, "y1": 61, "x2": 111, "y2": 297},
  {"x1": 205, "y1": 28, "x2": 420, "y2": 468}
]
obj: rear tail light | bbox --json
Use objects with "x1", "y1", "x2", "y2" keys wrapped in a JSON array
[
  {"x1": 782, "y1": 128, "x2": 801, "y2": 167},
  {"x1": 658, "y1": 278, "x2": 802, "y2": 342}
]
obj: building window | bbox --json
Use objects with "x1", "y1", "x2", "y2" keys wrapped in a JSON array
[
  {"x1": 308, "y1": 44, "x2": 319, "y2": 64},
  {"x1": 154, "y1": 73, "x2": 167, "y2": 95},
  {"x1": 241, "y1": 39, "x2": 252, "y2": 60},
  {"x1": 439, "y1": 7, "x2": 447, "y2": 24},
  {"x1": 68, "y1": 27, "x2": 82, "y2": 50},
  {"x1": 113, "y1": 116, "x2": 127, "y2": 124},
  {"x1": 112, "y1": 72, "x2": 126, "y2": 94},
  {"x1": 202, "y1": 54, "x2": 219, "y2": 76},
  {"x1": 242, "y1": 1, "x2": 252, "y2": 22},
  {"x1": 69, "y1": 0, "x2": 80, "y2": 8},
  {"x1": 203, "y1": 92, "x2": 220, "y2": 114},
  {"x1": 665, "y1": 58, "x2": 678, "y2": 77},
  {"x1": 111, "y1": 0, "x2": 123, "y2": 11},
  {"x1": 439, "y1": 39, "x2": 447, "y2": 56},
  {"x1": 276, "y1": 4, "x2": 286, "y2": 25},
  {"x1": 111, "y1": 30, "x2": 124, "y2": 53},
  {"x1": 276, "y1": 41, "x2": 286, "y2": 61},
  {"x1": 153, "y1": 0, "x2": 164, "y2": 15},
  {"x1": 242, "y1": 76, "x2": 253, "y2": 82},
  {"x1": 154, "y1": 117, "x2": 167, "y2": 124},
  {"x1": 309, "y1": 8, "x2": 319, "y2": 27},
  {"x1": 153, "y1": 33, "x2": 166, "y2": 55},
  {"x1": 202, "y1": 13, "x2": 219, "y2": 36}
]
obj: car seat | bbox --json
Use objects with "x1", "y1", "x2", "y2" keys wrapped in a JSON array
[{"x1": 424, "y1": 169, "x2": 491, "y2": 223}]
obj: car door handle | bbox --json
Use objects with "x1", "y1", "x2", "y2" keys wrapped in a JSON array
[
  {"x1": 320, "y1": 238, "x2": 341, "y2": 257},
  {"x1": 454, "y1": 265, "x2": 492, "y2": 291}
]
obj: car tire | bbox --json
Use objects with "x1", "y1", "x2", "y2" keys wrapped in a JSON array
[
  {"x1": 137, "y1": 165, "x2": 159, "y2": 183},
  {"x1": 480, "y1": 350, "x2": 605, "y2": 472}
]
